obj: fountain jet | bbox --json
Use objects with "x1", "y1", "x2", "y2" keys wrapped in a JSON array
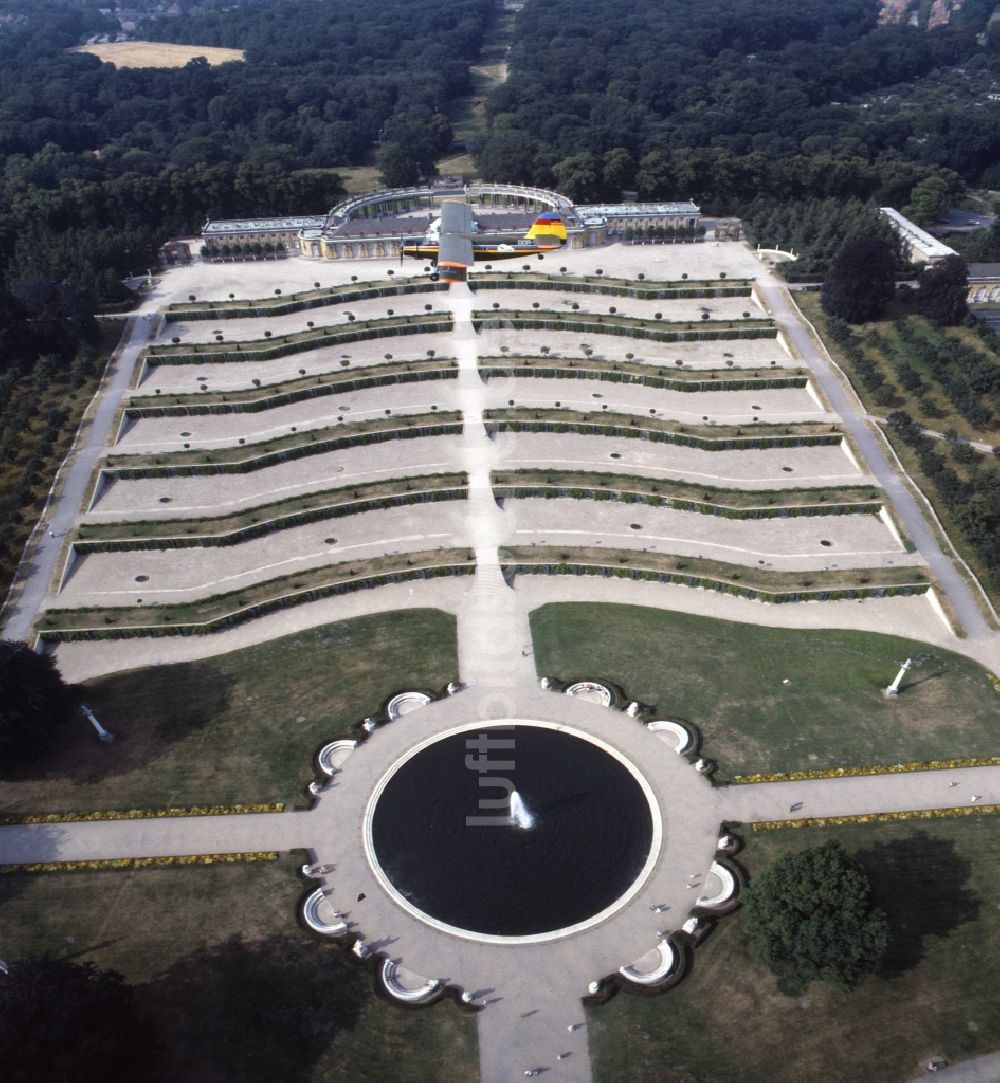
[{"x1": 509, "y1": 790, "x2": 536, "y2": 830}]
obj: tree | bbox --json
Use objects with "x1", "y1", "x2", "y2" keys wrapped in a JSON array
[
  {"x1": 905, "y1": 176, "x2": 953, "y2": 227},
  {"x1": 0, "y1": 639, "x2": 74, "y2": 771},
  {"x1": 743, "y1": 841, "x2": 889, "y2": 994},
  {"x1": 821, "y1": 237, "x2": 896, "y2": 323},
  {"x1": 602, "y1": 147, "x2": 635, "y2": 197},
  {"x1": 0, "y1": 959, "x2": 155, "y2": 1082},
  {"x1": 916, "y1": 255, "x2": 969, "y2": 326},
  {"x1": 375, "y1": 141, "x2": 422, "y2": 188},
  {"x1": 552, "y1": 153, "x2": 601, "y2": 203},
  {"x1": 635, "y1": 150, "x2": 674, "y2": 199}
]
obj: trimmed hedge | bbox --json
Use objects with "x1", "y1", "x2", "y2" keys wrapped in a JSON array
[
  {"x1": 492, "y1": 468, "x2": 880, "y2": 511},
  {"x1": 483, "y1": 409, "x2": 840, "y2": 451},
  {"x1": 38, "y1": 555, "x2": 476, "y2": 641},
  {"x1": 493, "y1": 483, "x2": 879, "y2": 520},
  {"x1": 75, "y1": 484, "x2": 468, "y2": 552},
  {"x1": 502, "y1": 557, "x2": 929, "y2": 605},
  {"x1": 144, "y1": 314, "x2": 453, "y2": 366},
  {"x1": 471, "y1": 309, "x2": 775, "y2": 343},
  {"x1": 164, "y1": 279, "x2": 448, "y2": 321},
  {"x1": 469, "y1": 275, "x2": 752, "y2": 300},
  {"x1": 126, "y1": 361, "x2": 457, "y2": 418},
  {"x1": 102, "y1": 412, "x2": 462, "y2": 479},
  {"x1": 479, "y1": 359, "x2": 804, "y2": 393}
]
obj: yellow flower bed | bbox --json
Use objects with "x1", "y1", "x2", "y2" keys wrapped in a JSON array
[
  {"x1": 0, "y1": 851, "x2": 280, "y2": 874},
  {"x1": 990, "y1": 673, "x2": 1000, "y2": 694},
  {"x1": 752, "y1": 804, "x2": 1000, "y2": 831},
  {"x1": 733, "y1": 757, "x2": 1000, "y2": 784},
  {"x1": 0, "y1": 802, "x2": 285, "y2": 826}
]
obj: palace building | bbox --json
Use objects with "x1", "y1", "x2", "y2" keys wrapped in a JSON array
[{"x1": 200, "y1": 183, "x2": 702, "y2": 262}]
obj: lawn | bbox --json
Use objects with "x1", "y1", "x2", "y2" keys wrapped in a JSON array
[
  {"x1": 588, "y1": 814, "x2": 1000, "y2": 1082},
  {"x1": 0, "y1": 609, "x2": 458, "y2": 814},
  {"x1": 0, "y1": 854, "x2": 477, "y2": 1082},
  {"x1": 530, "y1": 604, "x2": 999, "y2": 779}
]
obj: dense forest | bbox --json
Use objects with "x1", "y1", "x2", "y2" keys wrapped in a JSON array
[
  {"x1": 477, "y1": 0, "x2": 999, "y2": 211},
  {"x1": 0, "y1": 0, "x2": 490, "y2": 303},
  {"x1": 0, "y1": 0, "x2": 489, "y2": 591}
]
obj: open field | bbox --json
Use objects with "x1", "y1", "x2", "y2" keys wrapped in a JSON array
[
  {"x1": 589, "y1": 814, "x2": 1000, "y2": 1083},
  {"x1": 72, "y1": 41, "x2": 245, "y2": 68},
  {"x1": 325, "y1": 164, "x2": 383, "y2": 195},
  {"x1": 0, "y1": 610, "x2": 457, "y2": 813},
  {"x1": 0, "y1": 855, "x2": 477, "y2": 1083},
  {"x1": 530, "y1": 603, "x2": 999, "y2": 778}
]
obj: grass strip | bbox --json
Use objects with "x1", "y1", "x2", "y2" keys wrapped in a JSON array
[
  {"x1": 165, "y1": 278, "x2": 447, "y2": 320},
  {"x1": 752, "y1": 804, "x2": 1000, "y2": 830},
  {"x1": 126, "y1": 358, "x2": 456, "y2": 415},
  {"x1": 1, "y1": 853, "x2": 281, "y2": 874},
  {"x1": 101, "y1": 411, "x2": 461, "y2": 478},
  {"x1": 491, "y1": 468, "x2": 880, "y2": 517},
  {"x1": 145, "y1": 313, "x2": 453, "y2": 365},
  {"x1": 37, "y1": 548, "x2": 475, "y2": 639},
  {"x1": 77, "y1": 473, "x2": 467, "y2": 547},
  {"x1": 484, "y1": 407, "x2": 839, "y2": 449},
  {"x1": 0, "y1": 803, "x2": 284, "y2": 824},
  {"x1": 469, "y1": 271, "x2": 752, "y2": 296},
  {"x1": 480, "y1": 355, "x2": 801, "y2": 389},
  {"x1": 502, "y1": 545, "x2": 927, "y2": 602},
  {"x1": 472, "y1": 308, "x2": 774, "y2": 340}
]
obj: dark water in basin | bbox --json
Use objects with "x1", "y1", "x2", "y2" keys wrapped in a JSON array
[{"x1": 370, "y1": 725, "x2": 655, "y2": 937}]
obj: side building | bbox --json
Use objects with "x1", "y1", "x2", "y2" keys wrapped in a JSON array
[{"x1": 879, "y1": 207, "x2": 958, "y2": 266}]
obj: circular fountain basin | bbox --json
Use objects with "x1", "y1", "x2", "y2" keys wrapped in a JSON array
[{"x1": 365, "y1": 721, "x2": 660, "y2": 942}]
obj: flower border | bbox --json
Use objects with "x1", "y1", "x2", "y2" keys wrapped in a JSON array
[
  {"x1": 733, "y1": 756, "x2": 1000, "y2": 784},
  {"x1": 0, "y1": 851, "x2": 280, "y2": 873},
  {"x1": 752, "y1": 804, "x2": 1000, "y2": 831},
  {"x1": 0, "y1": 802, "x2": 284, "y2": 826}
]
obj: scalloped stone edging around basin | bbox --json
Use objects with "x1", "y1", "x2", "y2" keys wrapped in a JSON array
[
  {"x1": 646, "y1": 719, "x2": 698, "y2": 756},
  {"x1": 618, "y1": 935, "x2": 687, "y2": 989},
  {"x1": 378, "y1": 960, "x2": 445, "y2": 1006},
  {"x1": 301, "y1": 888, "x2": 349, "y2": 935}
]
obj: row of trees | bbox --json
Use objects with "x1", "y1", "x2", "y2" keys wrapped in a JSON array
[
  {"x1": 889, "y1": 411, "x2": 1000, "y2": 590},
  {"x1": 890, "y1": 317, "x2": 997, "y2": 425},
  {"x1": 621, "y1": 225, "x2": 706, "y2": 243}
]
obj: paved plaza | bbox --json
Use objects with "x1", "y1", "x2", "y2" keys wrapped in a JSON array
[{"x1": 2, "y1": 237, "x2": 999, "y2": 1082}]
